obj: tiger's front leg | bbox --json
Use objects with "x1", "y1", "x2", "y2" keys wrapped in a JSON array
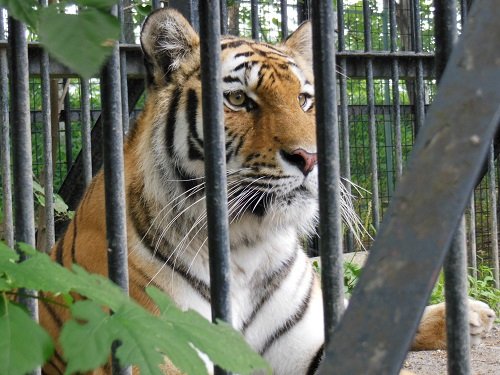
[{"x1": 411, "y1": 298, "x2": 496, "y2": 350}]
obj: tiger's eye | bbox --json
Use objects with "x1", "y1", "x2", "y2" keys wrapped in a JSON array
[
  {"x1": 227, "y1": 91, "x2": 247, "y2": 106},
  {"x1": 298, "y1": 93, "x2": 307, "y2": 108}
]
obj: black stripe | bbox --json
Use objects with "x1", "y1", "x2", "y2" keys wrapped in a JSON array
[
  {"x1": 70, "y1": 211, "x2": 78, "y2": 264},
  {"x1": 306, "y1": 344, "x2": 324, "y2": 375},
  {"x1": 46, "y1": 358, "x2": 64, "y2": 375},
  {"x1": 233, "y1": 61, "x2": 251, "y2": 72},
  {"x1": 129, "y1": 192, "x2": 211, "y2": 302},
  {"x1": 223, "y1": 75, "x2": 243, "y2": 83},
  {"x1": 55, "y1": 235, "x2": 65, "y2": 265},
  {"x1": 221, "y1": 40, "x2": 251, "y2": 50},
  {"x1": 166, "y1": 88, "x2": 182, "y2": 158},
  {"x1": 174, "y1": 164, "x2": 202, "y2": 193},
  {"x1": 259, "y1": 271, "x2": 314, "y2": 354},
  {"x1": 42, "y1": 299, "x2": 64, "y2": 327},
  {"x1": 242, "y1": 251, "x2": 298, "y2": 333},
  {"x1": 186, "y1": 89, "x2": 203, "y2": 149},
  {"x1": 188, "y1": 139, "x2": 205, "y2": 161},
  {"x1": 233, "y1": 51, "x2": 254, "y2": 58}
]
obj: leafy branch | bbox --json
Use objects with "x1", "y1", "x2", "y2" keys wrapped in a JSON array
[
  {"x1": 0, "y1": 0, "x2": 120, "y2": 78},
  {"x1": 0, "y1": 241, "x2": 270, "y2": 375}
]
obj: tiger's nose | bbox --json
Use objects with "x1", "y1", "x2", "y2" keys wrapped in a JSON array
[{"x1": 281, "y1": 148, "x2": 318, "y2": 176}]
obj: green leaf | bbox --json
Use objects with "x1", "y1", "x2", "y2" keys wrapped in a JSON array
[
  {"x1": 0, "y1": 297, "x2": 54, "y2": 375},
  {"x1": 147, "y1": 287, "x2": 271, "y2": 375},
  {"x1": 0, "y1": 0, "x2": 39, "y2": 28},
  {"x1": 60, "y1": 301, "x2": 115, "y2": 374},
  {"x1": 38, "y1": 7, "x2": 120, "y2": 79}
]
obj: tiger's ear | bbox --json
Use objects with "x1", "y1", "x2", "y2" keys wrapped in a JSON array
[
  {"x1": 283, "y1": 21, "x2": 313, "y2": 68},
  {"x1": 140, "y1": 8, "x2": 200, "y2": 86}
]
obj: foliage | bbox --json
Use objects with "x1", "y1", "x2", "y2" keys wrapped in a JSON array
[
  {"x1": 430, "y1": 265, "x2": 500, "y2": 316},
  {"x1": 0, "y1": 241, "x2": 270, "y2": 375},
  {"x1": 0, "y1": 0, "x2": 120, "y2": 78},
  {"x1": 32, "y1": 179, "x2": 74, "y2": 220}
]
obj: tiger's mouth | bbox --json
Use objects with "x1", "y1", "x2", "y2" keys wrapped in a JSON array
[{"x1": 227, "y1": 178, "x2": 315, "y2": 219}]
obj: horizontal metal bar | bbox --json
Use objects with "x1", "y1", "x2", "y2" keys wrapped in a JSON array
[
  {"x1": 317, "y1": 0, "x2": 500, "y2": 373},
  {"x1": 7, "y1": 42, "x2": 436, "y2": 79}
]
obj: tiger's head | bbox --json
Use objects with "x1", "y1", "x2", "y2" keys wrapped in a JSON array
[{"x1": 137, "y1": 9, "x2": 319, "y2": 245}]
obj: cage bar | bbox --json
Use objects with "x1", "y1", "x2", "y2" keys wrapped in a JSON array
[
  {"x1": 412, "y1": 0, "x2": 426, "y2": 135},
  {"x1": 311, "y1": 0, "x2": 344, "y2": 343},
  {"x1": 251, "y1": 0, "x2": 259, "y2": 41},
  {"x1": 488, "y1": 144, "x2": 500, "y2": 286},
  {"x1": 198, "y1": 2, "x2": 232, "y2": 374},
  {"x1": 80, "y1": 79, "x2": 93, "y2": 187},
  {"x1": 280, "y1": 0, "x2": 288, "y2": 39},
  {"x1": 40, "y1": 0, "x2": 55, "y2": 252},
  {"x1": 467, "y1": 196, "x2": 478, "y2": 278},
  {"x1": 362, "y1": 0, "x2": 381, "y2": 229},
  {"x1": 0, "y1": 10, "x2": 13, "y2": 248},
  {"x1": 118, "y1": 1, "x2": 130, "y2": 135},
  {"x1": 100, "y1": 5, "x2": 130, "y2": 374},
  {"x1": 389, "y1": 0, "x2": 402, "y2": 179},
  {"x1": 336, "y1": 0, "x2": 353, "y2": 252}
]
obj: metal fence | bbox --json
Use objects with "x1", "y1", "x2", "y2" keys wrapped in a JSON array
[{"x1": 0, "y1": 0, "x2": 499, "y2": 374}]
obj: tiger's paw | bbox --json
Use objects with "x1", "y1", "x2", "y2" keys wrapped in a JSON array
[{"x1": 411, "y1": 299, "x2": 496, "y2": 351}]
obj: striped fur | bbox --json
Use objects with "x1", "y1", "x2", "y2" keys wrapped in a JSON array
[{"x1": 40, "y1": 8, "x2": 496, "y2": 375}]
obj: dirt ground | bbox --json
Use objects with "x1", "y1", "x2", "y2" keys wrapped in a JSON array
[{"x1": 402, "y1": 324, "x2": 500, "y2": 375}]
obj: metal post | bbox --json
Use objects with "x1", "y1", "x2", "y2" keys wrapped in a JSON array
[
  {"x1": 389, "y1": 0, "x2": 402, "y2": 179},
  {"x1": 443, "y1": 217, "x2": 471, "y2": 374},
  {"x1": 220, "y1": 0, "x2": 227, "y2": 34},
  {"x1": 362, "y1": 0, "x2": 380, "y2": 230},
  {"x1": 311, "y1": 0, "x2": 344, "y2": 343},
  {"x1": 198, "y1": 1, "x2": 232, "y2": 374},
  {"x1": 80, "y1": 79, "x2": 92, "y2": 187},
  {"x1": 0, "y1": 9, "x2": 13, "y2": 248},
  {"x1": 40, "y1": 0, "x2": 55, "y2": 252},
  {"x1": 101, "y1": 5, "x2": 130, "y2": 375},
  {"x1": 280, "y1": 0, "x2": 288, "y2": 39},
  {"x1": 118, "y1": 0, "x2": 130, "y2": 135},
  {"x1": 250, "y1": 0, "x2": 259, "y2": 41},
  {"x1": 63, "y1": 79, "x2": 73, "y2": 172},
  {"x1": 336, "y1": 0, "x2": 353, "y2": 252},
  {"x1": 412, "y1": 0, "x2": 425, "y2": 135},
  {"x1": 8, "y1": 15, "x2": 40, "y2": 375},
  {"x1": 488, "y1": 144, "x2": 500, "y2": 286},
  {"x1": 434, "y1": 0, "x2": 470, "y2": 373}
]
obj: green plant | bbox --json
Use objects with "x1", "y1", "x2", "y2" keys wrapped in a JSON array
[
  {"x1": 0, "y1": 241, "x2": 269, "y2": 375},
  {"x1": 429, "y1": 266, "x2": 500, "y2": 316},
  {"x1": 343, "y1": 261, "x2": 362, "y2": 297},
  {"x1": 32, "y1": 179, "x2": 75, "y2": 220},
  {"x1": 0, "y1": 0, "x2": 120, "y2": 78}
]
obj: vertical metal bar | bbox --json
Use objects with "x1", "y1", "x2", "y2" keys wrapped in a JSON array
[
  {"x1": 467, "y1": 195, "x2": 477, "y2": 278},
  {"x1": 8, "y1": 17, "x2": 41, "y2": 375},
  {"x1": 40, "y1": 0, "x2": 55, "y2": 252},
  {"x1": 101, "y1": 5, "x2": 130, "y2": 375},
  {"x1": 250, "y1": 0, "x2": 259, "y2": 41},
  {"x1": 118, "y1": 1, "x2": 129, "y2": 135},
  {"x1": 488, "y1": 144, "x2": 500, "y2": 286},
  {"x1": 280, "y1": 0, "x2": 288, "y2": 39},
  {"x1": 298, "y1": 0, "x2": 311, "y2": 23},
  {"x1": 151, "y1": 0, "x2": 161, "y2": 10},
  {"x1": 337, "y1": 0, "x2": 353, "y2": 252},
  {"x1": 362, "y1": 0, "x2": 380, "y2": 229},
  {"x1": 198, "y1": 2, "x2": 232, "y2": 375},
  {"x1": 63, "y1": 79, "x2": 73, "y2": 171},
  {"x1": 311, "y1": 0, "x2": 344, "y2": 343},
  {"x1": 434, "y1": 1, "x2": 471, "y2": 373},
  {"x1": 80, "y1": 79, "x2": 92, "y2": 187},
  {"x1": 0, "y1": 10, "x2": 14, "y2": 248},
  {"x1": 412, "y1": 0, "x2": 425, "y2": 135},
  {"x1": 220, "y1": 0, "x2": 228, "y2": 34},
  {"x1": 443, "y1": 217, "x2": 471, "y2": 374},
  {"x1": 389, "y1": 0, "x2": 402, "y2": 179}
]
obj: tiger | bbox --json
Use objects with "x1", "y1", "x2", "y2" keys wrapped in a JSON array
[{"x1": 40, "y1": 8, "x2": 496, "y2": 375}]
